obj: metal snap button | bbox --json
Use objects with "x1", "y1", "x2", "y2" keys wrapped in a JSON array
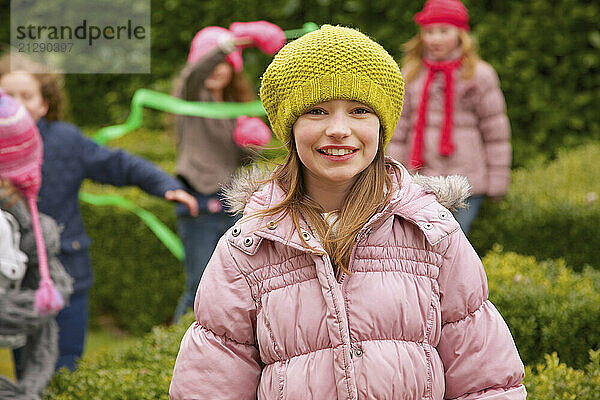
[
  {"x1": 301, "y1": 231, "x2": 311, "y2": 241},
  {"x1": 267, "y1": 221, "x2": 277, "y2": 230},
  {"x1": 243, "y1": 237, "x2": 253, "y2": 247},
  {"x1": 232, "y1": 227, "x2": 241, "y2": 237},
  {"x1": 423, "y1": 223, "x2": 433, "y2": 230},
  {"x1": 439, "y1": 211, "x2": 449, "y2": 220},
  {"x1": 354, "y1": 348, "x2": 363, "y2": 357}
]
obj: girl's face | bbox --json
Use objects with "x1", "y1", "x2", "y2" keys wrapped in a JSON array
[
  {"x1": 0, "y1": 71, "x2": 48, "y2": 122},
  {"x1": 421, "y1": 24, "x2": 461, "y2": 61},
  {"x1": 204, "y1": 62, "x2": 233, "y2": 92},
  {"x1": 293, "y1": 99, "x2": 380, "y2": 193}
]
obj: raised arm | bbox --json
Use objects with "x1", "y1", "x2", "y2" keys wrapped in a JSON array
[{"x1": 179, "y1": 37, "x2": 250, "y2": 101}]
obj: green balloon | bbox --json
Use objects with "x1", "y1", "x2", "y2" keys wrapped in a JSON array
[{"x1": 79, "y1": 192, "x2": 184, "y2": 261}]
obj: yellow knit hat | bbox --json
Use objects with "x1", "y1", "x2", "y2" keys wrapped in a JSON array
[{"x1": 260, "y1": 25, "x2": 404, "y2": 148}]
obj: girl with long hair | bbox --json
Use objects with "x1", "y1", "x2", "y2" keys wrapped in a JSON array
[
  {"x1": 170, "y1": 24, "x2": 525, "y2": 400},
  {"x1": 386, "y1": 0, "x2": 511, "y2": 235},
  {"x1": 170, "y1": 22, "x2": 282, "y2": 321}
]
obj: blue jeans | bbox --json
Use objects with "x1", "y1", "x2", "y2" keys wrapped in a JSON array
[
  {"x1": 452, "y1": 195, "x2": 484, "y2": 236},
  {"x1": 55, "y1": 290, "x2": 89, "y2": 371},
  {"x1": 173, "y1": 211, "x2": 237, "y2": 322}
]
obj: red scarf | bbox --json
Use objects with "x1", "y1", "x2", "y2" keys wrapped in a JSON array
[{"x1": 410, "y1": 58, "x2": 462, "y2": 169}]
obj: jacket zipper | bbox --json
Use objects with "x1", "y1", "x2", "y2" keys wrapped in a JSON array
[{"x1": 339, "y1": 231, "x2": 363, "y2": 358}]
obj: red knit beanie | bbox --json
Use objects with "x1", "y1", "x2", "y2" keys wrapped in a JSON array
[
  {"x1": 0, "y1": 90, "x2": 64, "y2": 315},
  {"x1": 414, "y1": 0, "x2": 470, "y2": 31}
]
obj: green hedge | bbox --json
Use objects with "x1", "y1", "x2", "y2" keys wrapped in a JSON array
[
  {"x1": 80, "y1": 128, "x2": 184, "y2": 335},
  {"x1": 44, "y1": 312, "x2": 600, "y2": 399},
  {"x1": 82, "y1": 185, "x2": 183, "y2": 335},
  {"x1": 485, "y1": 247, "x2": 600, "y2": 369},
  {"x1": 44, "y1": 313, "x2": 195, "y2": 399},
  {"x1": 2, "y1": 0, "x2": 597, "y2": 167},
  {"x1": 471, "y1": 143, "x2": 600, "y2": 271},
  {"x1": 524, "y1": 351, "x2": 600, "y2": 400}
]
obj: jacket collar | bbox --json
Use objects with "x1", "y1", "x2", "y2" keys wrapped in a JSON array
[{"x1": 223, "y1": 158, "x2": 470, "y2": 253}]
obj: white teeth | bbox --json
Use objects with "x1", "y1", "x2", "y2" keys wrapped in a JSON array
[{"x1": 323, "y1": 148, "x2": 353, "y2": 155}]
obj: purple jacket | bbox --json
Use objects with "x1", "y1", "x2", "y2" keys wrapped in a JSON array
[{"x1": 170, "y1": 161, "x2": 525, "y2": 399}]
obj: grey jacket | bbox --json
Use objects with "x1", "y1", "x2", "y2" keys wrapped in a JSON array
[{"x1": 0, "y1": 183, "x2": 73, "y2": 399}]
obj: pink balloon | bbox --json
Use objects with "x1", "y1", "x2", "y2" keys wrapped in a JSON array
[
  {"x1": 229, "y1": 21, "x2": 286, "y2": 55},
  {"x1": 234, "y1": 116, "x2": 272, "y2": 147},
  {"x1": 188, "y1": 26, "x2": 243, "y2": 72}
]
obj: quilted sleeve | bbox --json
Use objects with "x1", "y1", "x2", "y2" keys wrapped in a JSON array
[
  {"x1": 169, "y1": 235, "x2": 261, "y2": 400},
  {"x1": 436, "y1": 231, "x2": 526, "y2": 399}
]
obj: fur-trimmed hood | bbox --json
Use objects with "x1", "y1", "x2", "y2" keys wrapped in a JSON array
[{"x1": 222, "y1": 159, "x2": 471, "y2": 216}]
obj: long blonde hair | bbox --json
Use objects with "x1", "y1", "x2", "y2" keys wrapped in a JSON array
[
  {"x1": 251, "y1": 131, "x2": 396, "y2": 276},
  {"x1": 402, "y1": 29, "x2": 480, "y2": 83}
]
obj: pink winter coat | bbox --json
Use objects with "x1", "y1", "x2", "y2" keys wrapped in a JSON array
[
  {"x1": 387, "y1": 57, "x2": 511, "y2": 197},
  {"x1": 169, "y1": 161, "x2": 525, "y2": 399}
]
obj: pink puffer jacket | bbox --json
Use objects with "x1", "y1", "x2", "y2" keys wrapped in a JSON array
[
  {"x1": 169, "y1": 161, "x2": 525, "y2": 399},
  {"x1": 386, "y1": 57, "x2": 511, "y2": 197}
]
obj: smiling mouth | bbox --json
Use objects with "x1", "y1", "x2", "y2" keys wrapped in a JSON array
[{"x1": 317, "y1": 148, "x2": 358, "y2": 156}]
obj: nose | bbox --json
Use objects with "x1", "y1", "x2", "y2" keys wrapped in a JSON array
[{"x1": 325, "y1": 111, "x2": 351, "y2": 139}]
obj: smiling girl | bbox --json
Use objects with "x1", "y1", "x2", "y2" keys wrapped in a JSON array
[
  {"x1": 386, "y1": 0, "x2": 511, "y2": 235},
  {"x1": 169, "y1": 25, "x2": 525, "y2": 400}
]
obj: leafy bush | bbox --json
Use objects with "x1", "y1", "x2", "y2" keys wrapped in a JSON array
[
  {"x1": 44, "y1": 311, "x2": 600, "y2": 399},
  {"x1": 524, "y1": 351, "x2": 600, "y2": 400},
  {"x1": 80, "y1": 128, "x2": 185, "y2": 335},
  {"x1": 82, "y1": 184, "x2": 183, "y2": 335},
  {"x1": 485, "y1": 247, "x2": 600, "y2": 369},
  {"x1": 471, "y1": 143, "x2": 600, "y2": 271},
  {"x1": 44, "y1": 313, "x2": 195, "y2": 399}
]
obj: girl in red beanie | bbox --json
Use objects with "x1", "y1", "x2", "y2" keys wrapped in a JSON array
[{"x1": 387, "y1": 0, "x2": 511, "y2": 235}]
